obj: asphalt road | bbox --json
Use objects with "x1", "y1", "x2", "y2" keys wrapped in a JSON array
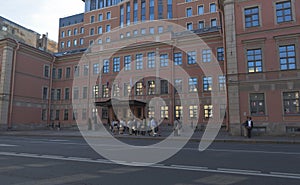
[{"x1": 0, "y1": 135, "x2": 300, "y2": 185}]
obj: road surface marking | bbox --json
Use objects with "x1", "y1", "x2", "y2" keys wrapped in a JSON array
[
  {"x1": 270, "y1": 172, "x2": 300, "y2": 178},
  {"x1": 0, "y1": 165, "x2": 24, "y2": 173},
  {"x1": 217, "y1": 168, "x2": 261, "y2": 174},
  {"x1": 11, "y1": 173, "x2": 99, "y2": 185},
  {"x1": 0, "y1": 144, "x2": 18, "y2": 147},
  {"x1": 206, "y1": 148, "x2": 300, "y2": 155},
  {"x1": 1, "y1": 151, "x2": 300, "y2": 180},
  {"x1": 47, "y1": 139, "x2": 69, "y2": 142}
]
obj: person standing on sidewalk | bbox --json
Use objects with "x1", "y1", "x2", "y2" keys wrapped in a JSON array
[{"x1": 244, "y1": 116, "x2": 254, "y2": 138}]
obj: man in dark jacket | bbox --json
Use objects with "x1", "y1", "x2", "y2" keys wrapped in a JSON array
[{"x1": 244, "y1": 116, "x2": 254, "y2": 138}]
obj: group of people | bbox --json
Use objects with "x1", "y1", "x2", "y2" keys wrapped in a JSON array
[{"x1": 109, "y1": 117, "x2": 159, "y2": 136}]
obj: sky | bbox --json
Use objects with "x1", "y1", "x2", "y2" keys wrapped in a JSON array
[{"x1": 0, "y1": 0, "x2": 84, "y2": 42}]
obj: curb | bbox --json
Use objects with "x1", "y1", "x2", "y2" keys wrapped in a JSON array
[{"x1": 1, "y1": 131, "x2": 300, "y2": 145}]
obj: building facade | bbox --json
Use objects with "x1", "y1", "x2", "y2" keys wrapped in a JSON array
[
  {"x1": 0, "y1": 0, "x2": 299, "y2": 135},
  {"x1": 223, "y1": 0, "x2": 300, "y2": 135}
]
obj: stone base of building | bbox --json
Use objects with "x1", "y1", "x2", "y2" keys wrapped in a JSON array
[{"x1": 230, "y1": 122, "x2": 300, "y2": 136}]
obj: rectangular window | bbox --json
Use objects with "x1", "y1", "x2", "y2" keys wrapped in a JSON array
[
  {"x1": 103, "y1": 59, "x2": 110, "y2": 73},
  {"x1": 44, "y1": 65, "x2": 50, "y2": 78},
  {"x1": 217, "y1": 47, "x2": 224, "y2": 61},
  {"x1": 93, "y1": 63, "x2": 100, "y2": 74},
  {"x1": 99, "y1": 14, "x2": 103, "y2": 21},
  {"x1": 80, "y1": 38, "x2": 84, "y2": 45},
  {"x1": 66, "y1": 67, "x2": 71, "y2": 78},
  {"x1": 148, "y1": 106, "x2": 155, "y2": 118},
  {"x1": 283, "y1": 91, "x2": 300, "y2": 114},
  {"x1": 160, "y1": 106, "x2": 169, "y2": 119},
  {"x1": 124, "y1": 55, "x2": 131, "y2": 71},
  {"x1": 42, "y1": 109, "x2": 47, "y2": 121},
  {"x1": 158, "y1": 0, "x2": 164, "y2": 19},
  {"x1": 102, "y1": 84, "x2": 109, "y2": 98},
  {"x1": 189, "y1": 77, "x2": 198, "y2": 92},
  {"x1": 187, "y1": 22, "x2": 193, "y2": 30},
  {"x1": 141, "y1": 0, "x2": 146, "y2": 22},
  {"x1": 64, "y1": 109, "x2": 69, "y2": 120},
  {"x1": 210, "y1": 3, "x2": 216, "y2": 13},
  {"x1": 161, "y1": 80, "x2": 169, "y2": 94},
  {"x1": 187, "y1": 51, "x2": 196, "y2": 64},
  {"x1": 148, "y1": 80, "x2": 156, "y2": 95},
  {"x1": 90, "y1": 28, "x2": 94, "y2": 35},
  {"x1": 120, "y1": 5, "x2": 124, "y2": 27},
  {"x1": 80, "y1": 27, "x2": 84, "y2": 34},
  {"x1": 91, "y1": 15, "x2": 95, "y2": 23},
  {"x1": 174, "y1": 52, "x2": 182, "y2": 66},
  {"x1": 136, "y1": 54, "x2": 143, "y2": 70},
  {"x1": 135, "y1": 82, "x2": 143, "y2": 95},
  {"x1": 83, "y1": 65, "x2": 89, "y2": 76},
  {"x1": 276, "y1": 1, "x2": 292, "y2": 23},
  {"x1": 189, "y1": 105, "x2": 198, "y2": 119},
  {"x1": 147, "y1": 52, "x2": 155, "y2": 68},
  {"x1": 247, "y1": 48, "x2": 263, "y2": 73},
  {"x1": 203, "y1": 76, "x2": 212, "y2": 92},
  {"x1": 98, "y1": 26, "x2": 102, "y2": 34},
  {"x1": 56, "y1": 89, "x2": 61, "y2": 100},
  {"x1": 83, "y1": 87, "x2": 88, "y2": 99},
  {"x1": 202, "y1": 49, "x2": 212, "y2": 62},
  {"x1": 160, "y1": 54, "x2": 168, "y2": 67},
  {"x1": 279, "y1": 45, "x2": 296, "y2": 70},
  {"x1": 244, "y1": 7, "x2": 260, "y2": 28},
  {"x1": 74, "y1": 66, "x2": 80, "y2": 77},
  {"x1": 106, "y1": 12, "x2": 111, "y2": 20},
  {"x1": 186, "y1": 8, "x2": 192, "y2": 17},
  {"x1": 106, "y1": 25, "x2": 111, "y2": 32},
  {"x1": 175, "y1": 106, "x2": 183, "y2": 118},
  {"x1": 149, "y1": 0, "x2": 155, "y2": 20},
  {"x1": 56, "y1": 68, "x2": 62, "y2": 79},
  {"x1": 204, "y1": 105, "x2": 213, "y2": 118},
  {"x1": 211, "y1": 19, "x2": 217, "y2": 27},
  {"x1": 158, "y1": 26, "x2": 164, "y2": 34},
  {"x1": 149, "y1": 27, "x2": 155, "y2": 34},
  {"x1": 65, "y1": 88, "x2": 70, "y2": 100},
  {"x1": 126, "y1": 2, "x2": 131, "y2": 25},
  {"x1": 73, "y1": 87, "x2": 79, "y2": 100},
  {"x1": 124, "y1": 83, "x2": 131, "y2": 97},
  {"x1": 134, "y1": 0, "x2": 138, "y2": 23},
  {"x1": 93, "y1": 85, "x2": 99, "y2": 98},
  {"x1": 198, "y1": 5, "x2": 204, "y2": 15},
  {"x1": 113, "y1": 57, "x2": 120, "y2": 72},
  {"x1": 113, "y1": 84, "x2": 120, "y2": 97},
  {"x1": 43, "y1": 87, "x2": 48, "y2": 100},
  {"x1": 174, "y1": 79, "x2": 183, "y2": 93},
  {"x1": 218, "y1": 75, "x2": 226, "y2": 91},
  {"x1": 250, "y1": 93, "x2": 265, "y2": 115},
  {"x1": 55, "y1": 110, "x2": 60, "y2": 120},
  {"x1": 198, "y1": 21, "x2": 204, "y2": 29},
  {"x1": 167, "y1": 0, "x2": 173, "y2": 19}
]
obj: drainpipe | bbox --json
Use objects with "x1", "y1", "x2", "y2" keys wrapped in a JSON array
[
  {"x1": 47, "y1": 56, "x2": 56, "y2": 127},
  {"x1": 7, "y1": 40, "x2": 20, "y2": 130}
]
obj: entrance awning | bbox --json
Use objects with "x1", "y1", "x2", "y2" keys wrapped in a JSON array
[{"x1": 95, "y1": 98, "x2": 147, "y2": 107}]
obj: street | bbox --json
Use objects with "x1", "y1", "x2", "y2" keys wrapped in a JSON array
[{"x1": 0, "y1": 135, "x2": 300, "y2": 185}]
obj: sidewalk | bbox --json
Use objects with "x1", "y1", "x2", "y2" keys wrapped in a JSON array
[{"x1": 1, "y1": 125, "x2": 300, "y2": 144}]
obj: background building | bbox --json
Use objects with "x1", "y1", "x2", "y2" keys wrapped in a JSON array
[
  {"x1": 0, "y1": 0, "x2": 299, "y2": 135},
  {"x1": 0, "y1": 16, "x2": 58, "y2": 53}
]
